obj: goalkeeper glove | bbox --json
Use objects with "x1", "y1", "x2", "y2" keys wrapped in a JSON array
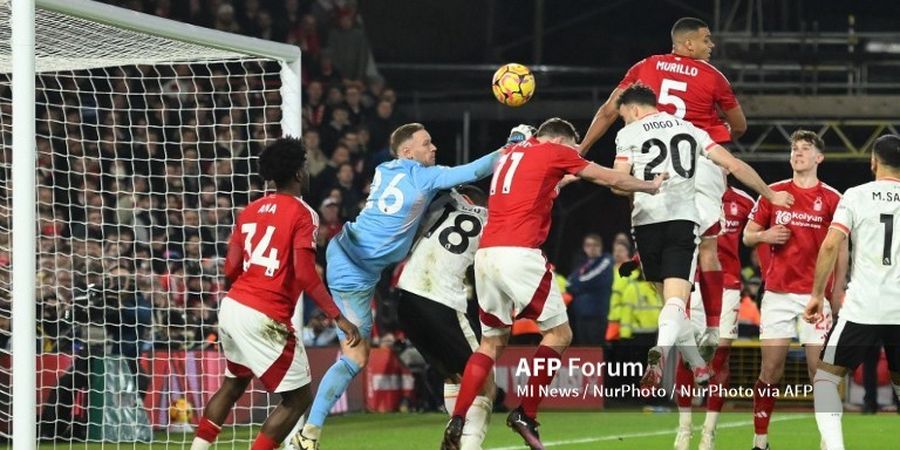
[{"x1": 506, "y1": 124, "x2": 536, "y2": 146}]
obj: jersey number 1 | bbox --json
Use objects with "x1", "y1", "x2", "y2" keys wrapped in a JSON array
[
  {"x1": 241, "y1": 223, "x2": 281, "y2": 276},
  {"x1": 881, "y1": 213, "x2": 894, "y2": 265}
]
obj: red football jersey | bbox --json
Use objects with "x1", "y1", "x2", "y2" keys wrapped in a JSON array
[
  {"x1": 748, "y1": 180, "x2": 842, "y2": 294},
  {"x1": 225, "y1": 193, "x2": 319, "y2": 324},
  {"x1": 618, "y1": 53, "x2": 739, "y2": 144},
  {"x1": 718, "y1": 187, "x2": 755, "y2": 289},
  {"x1": 480, "y1": 138, "x2": 590, "y2": 249}
]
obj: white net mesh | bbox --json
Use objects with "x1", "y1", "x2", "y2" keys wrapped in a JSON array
[{"x1": 0, "y1": 0, "x2": 299, "y2": 446}]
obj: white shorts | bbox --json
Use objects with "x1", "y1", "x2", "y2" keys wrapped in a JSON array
[
  {"x1": 696, "y1": 195, "x2": 724, "y2": 237},
  {"x1": 474, "y1": 247, "x2": 568, "y2": 337},
  {"x1": 689, "y1": 287, "x2": 742, "y2": 340},
  {"x1": 218, "y1": 297, "x2": 311, "y2": 393},
  {"x1": 759, "y1": 291, "x2": 832, "y2": 344}
]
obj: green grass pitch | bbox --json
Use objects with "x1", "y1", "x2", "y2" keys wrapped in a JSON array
[{"x1": 30, "y1": 411, "x2": 899, "y2": 449}]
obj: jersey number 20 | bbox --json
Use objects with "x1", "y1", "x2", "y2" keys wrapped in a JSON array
[
  {"x1": 641, "y1": 133, "x2": 698, "y2": 181},
  {"x1": 241, "y1": 223, "x2": 280, "y2": 276}
]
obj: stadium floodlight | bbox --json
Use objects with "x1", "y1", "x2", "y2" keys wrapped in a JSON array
[{"x1": 0, "y1": 0, "x2": 301, "y2": 447}]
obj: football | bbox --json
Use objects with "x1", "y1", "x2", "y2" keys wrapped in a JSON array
[{"x1": 491, "y1": 63, "x2": 535, "y2": 107}]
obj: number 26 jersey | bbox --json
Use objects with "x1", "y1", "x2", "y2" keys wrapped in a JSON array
[{"x1": 615, "y1": 111, "x2": 717, "y2": 227}]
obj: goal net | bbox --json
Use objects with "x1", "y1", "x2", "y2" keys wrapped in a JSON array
[{"x1": 0, "y1": 0, "x2": 301, "y2": 445}]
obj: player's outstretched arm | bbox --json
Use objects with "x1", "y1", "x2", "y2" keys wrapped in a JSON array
[
  {"x1": 576, "y1": 162, "x2": 665, "y2": 194},
  {"x1": 293, "y1": 246, "x2": 362, "y2": 347},
  {"x1": 420, "y1": 150, "x2": 501, "y2": 191},
  {"x1": 579, "y1": 88, "x2": 624, "y2": 155},
  {"x1": 804, "y1": 228, "x2": 846, "y2": 324},
  {"x1": 609, "y1": 161, "x2": 635, "y2": 197},
  {"x1": 707, "y1": 145, "x2": 794, "y2": 207}
]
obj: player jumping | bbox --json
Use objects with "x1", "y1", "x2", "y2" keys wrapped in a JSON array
[
  {"x1": 610, "y1": 84, "x2": 792, "y2": 392},
  {"x1": 294, "y1": 123, "x2": 508, "y2": 449},
  {"x1": 582, "y1": 18, "x2": 747, "y2": 380},
  {"x1": 190, "y1": 138, "x2": 360, "y2": 450},
  {"x1": 442, "y1": 118, "x2": 665, "y2": 450}
]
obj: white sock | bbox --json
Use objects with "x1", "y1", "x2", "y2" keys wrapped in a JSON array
[
  {"x1": 283, "y1": 414, "x2": 306, "y2": 447},
  {"x1": 190, "y1": 437, "x2": 212, "y2": 450},
  {"x1": 657, "y1": 297, "x2": 688, "y2": 348},
  {"x1": 814, "y1": 370, "x2": 844, "y2": 450},
  {"x1": 444, "y1": 383, "x2": 460, "y2": 416},
  {"x1": 753, "y1": 434, "x2": 768, "y2": 448},
  {"x1": 703, "y1": 411, "x2": 720, "y2": 433},
  {"x1": 678, "y1": 406, "x2": 692, "y2": 429},
  {"x1": 460, "y1": 395, "x2": 492, "y2": 450}
]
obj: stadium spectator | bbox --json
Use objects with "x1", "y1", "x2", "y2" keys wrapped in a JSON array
[
  {"x1": 328, "y1": 9, "x2": 371, "y2": 82},
  {"x1": 566, "y1": 233, "x2": 613, "y2": 346}
]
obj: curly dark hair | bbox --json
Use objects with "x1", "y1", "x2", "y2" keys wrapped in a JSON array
[{"x1": 258, "y1": 137, "x2": 307, "y2": 188}]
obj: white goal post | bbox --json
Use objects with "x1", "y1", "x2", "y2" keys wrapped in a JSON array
[{"x1": 0, "y1": 0, "x2": 301, "y2": 447}]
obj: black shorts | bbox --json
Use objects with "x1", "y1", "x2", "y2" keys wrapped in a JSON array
[
  {"x1": 397, "y1": 290, "x2": 481, "y2": 379},
  {"x1": 632, "y1": 220, "x2": 699, "y2": 283},
  {"x1": 820, "y1": 318, "x2": 900, "y2": 372}
]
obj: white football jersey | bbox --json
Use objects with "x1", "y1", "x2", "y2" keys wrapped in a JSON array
[
  {"x1": 397, "y1": 189, "x2": 486, "y2": 313},
  {"x1": 615, "y1": 111, "x2": 717, "y2": 226},
  {"x1": 830, "y1": 178, "x2": 900, "y2": 324}
]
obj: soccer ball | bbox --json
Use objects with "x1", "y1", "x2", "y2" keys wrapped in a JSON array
[{"x1": 491, "y1": 63, "x2": 535, "y2": 107}]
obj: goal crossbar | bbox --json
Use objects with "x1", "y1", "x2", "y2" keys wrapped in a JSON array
[{"x1": 35, "y1": 0, "x2": 300, "y2": 66}]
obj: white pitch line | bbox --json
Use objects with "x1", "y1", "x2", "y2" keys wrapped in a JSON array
[{"x1": 486, "y1": 414, "x2": 810, "y2": 450}]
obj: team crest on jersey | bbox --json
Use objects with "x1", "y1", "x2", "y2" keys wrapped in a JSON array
[
  {"x1": 813, "y1": 196, "x2": 823, "y2": 211},
  {"x1": 729, "y1": 201, "x2": 738, "y2": 216}
]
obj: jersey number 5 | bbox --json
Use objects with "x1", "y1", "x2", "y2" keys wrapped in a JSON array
[
  {"x1": 660, "y1": 79, "x2": 687, "y2": 119},
  {"x1": 241, "y1": 223, "x2": 280, "y2": 276}
]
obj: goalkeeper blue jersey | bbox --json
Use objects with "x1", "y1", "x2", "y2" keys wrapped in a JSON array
[{"x1": 328, "y1": 152, "x2": 499, "y2": 292}]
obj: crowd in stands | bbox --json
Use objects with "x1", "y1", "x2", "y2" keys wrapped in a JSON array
[{"x1": 0, "y1": 0, "x2": 399, "y2": 362}]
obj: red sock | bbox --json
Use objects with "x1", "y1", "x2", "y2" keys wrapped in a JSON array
[
  {"x1": 674, "y1": 357, "x2": 694, "y2": 408},
  {"x1": 707, "y1": 347, "x2": 731, "y2": 412},
  {"x1": 195, "y1": 416, "x2": 222, "y2": 442},
  {"x1": 251, "y1": 432, "x2": 278, "y2": 450},
  {"x1": 452, "y1": 352, "x2": 495, "y2": 418},
  {"x1": 753, "y1": 379, "x2": 778, "y2": 434},
  {"x1": 699, "y1": 270, "x2": 724, "y2": 327},
  {"x1": 521, "y1": 345, "x2": 562, "y2": 420}
]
